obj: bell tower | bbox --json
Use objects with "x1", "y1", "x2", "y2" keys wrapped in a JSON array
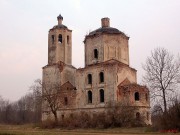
[{"x1": 48, "y1": 14, "x2": 72, "y2": 65}]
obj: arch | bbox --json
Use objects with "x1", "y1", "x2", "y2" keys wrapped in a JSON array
[
  {"x1": 67, "y1": 35, "x2": 69, "y2": 44},
  {"x1": 58, "y1": 34, "x2": 62, "y2": 43},
  {"x1": 94, "y1": 49, "x2": 98, "y2": 59},
  {"x1": 51, "y1": 35, "x2": 55, "y2": 44},
  {"x1": 135, "y1": 92, "x2": 140, "y2": 101},
  {"x1": 136, "y1": 112, "x2": 140, "y2": 120},
  {"x1": 61, "y1": 114, "x2": 64, "y2": 120},
  {"x1": 88, "y1": 91, "x2": 92, "y2": 103},
  {"x1": 100, "y1": 89, "x2": 104, "y2": 103},
  {"x1": 87, "y1": 74, "x2": 92, "y2": 84},
  {"x1": 64, "y1": 97, "x2": 68, "y2": 105},
  {"x1": 99, "y1": 72, "x2": 104, "y2": 83}
]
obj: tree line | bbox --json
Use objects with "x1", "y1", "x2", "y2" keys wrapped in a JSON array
[{"x1": 0, "y1": 91, "x2": 41, "y2": 124}]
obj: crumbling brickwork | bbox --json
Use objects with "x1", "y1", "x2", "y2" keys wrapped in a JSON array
[{"x1": 42, "y1": 15, "x2": 151, "y2": 125}]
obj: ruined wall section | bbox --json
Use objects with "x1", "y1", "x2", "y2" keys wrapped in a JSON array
[
  {"x1": 85, "y1": 35, "x2": 103, "y2": 66},
  {"x1": 117, "y1": 85, "x2": 149, "y2": 106},
  {"x1": 119, "y1": 35, "x2": 129, "y2": 65},
  {"x1": 84, "y1": 33, "x2": 129, "y2": 67},
  {"x1": 42, "y1": 65, "x2": 61, "y2": 119},
  {"x1": 75, "y1": 63, "x2": 117, "y2": 109},
  {"x1": 42, "y1": 65, "x2": 61, "y2": 86},
  {"x1": 117, "y1": 85, "x2": 151, "y2": 125},
  {"x1": 48, "y1": 30, "x2": 56, "y2": 64},
  {"x1": 103, "y1": 34, "x2": 129, "y2": 65},
  {"x1": 58, "y1": 82, "x2": 77, "y2": 109},
  {"x1": 60, "y1": 65, "x2": 76, "y2": 86},
  {"x1": 113, "y1": 64, "x2": 137, "y2": 102},
  {"x1": 48, "y1": 28, "x2": 72, "y2": 65},
  {"x1": 42, "y1": 64, "x2": 76, "y2": 119},
  {"x1": 117, "y1": 66, "x2": 137, "y2": 85}
]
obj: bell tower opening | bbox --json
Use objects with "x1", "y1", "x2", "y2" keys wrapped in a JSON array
[
  {"x1": 51, "y1": 35, "x2": 55, "y2": 44},
  {"x1": 67, "y1": 36, "x2": 70, "y2": 44},
  {"x1": 58, "y1": 34, "x2": 62, "y2": 43}
]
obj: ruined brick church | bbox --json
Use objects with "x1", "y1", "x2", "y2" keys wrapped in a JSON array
[{"x1": 42, "y1": 14, "x2": 151, "y2": 124}]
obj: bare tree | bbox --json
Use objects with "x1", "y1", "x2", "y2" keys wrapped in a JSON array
[
  {"x1": 0, "y1": 96, "x2": 3, "y2": 112},
  {"x1": 143, "y1": 47, "x2": 180, "y2": 113},
  {"x1": 32, "y1": 79, "x2": 61, "y2": 124}
]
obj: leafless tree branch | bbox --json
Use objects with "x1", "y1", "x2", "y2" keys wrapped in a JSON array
[{"x1": 143, "y1": 47, "x2": 180, "y2": 113}]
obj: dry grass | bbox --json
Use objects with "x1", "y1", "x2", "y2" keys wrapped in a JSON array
[{"x1": 0, "y1": 124, "x2": 179, "y2": 135}]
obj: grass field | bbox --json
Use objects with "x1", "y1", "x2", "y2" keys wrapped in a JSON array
[{"x1": 0, "y1": 124, "x2": 179, "y2": 135}]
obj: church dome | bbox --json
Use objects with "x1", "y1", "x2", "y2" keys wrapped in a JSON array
[
  {"x1": 52, "y1": 24, "x2": 68, "y2": 29},
  {"x1": 89, "y1": 27, "x2": 125, "y2": 35},
  {"x1": 85, "y1": 17, "x2": 128, "y2": 39}
]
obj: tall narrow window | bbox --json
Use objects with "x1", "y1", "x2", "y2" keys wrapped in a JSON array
[
  {"x1": 61, "y1": 114, "x2": 64, "y2": 120},
  {"x1": 94, "y1": 49, "x2": 98, "y2": 59},
  {"x1": 58, "y1": 34, "x2": 62, "y2": 43},
  {"x1": 67, "y1": 35, "x2": 69, "y2": 44},
  {"x1": 87, "y1": 74, "x2": 92, "y2": 84},
  {"x1": 88, "y1": 91, "x2": 92, "y2": 103},
  {"x1": 136, "y1": 112, "x2": 140, "y2": 120},
  {"x1": 64, "y1": 97, "x2": 68, "y2": 105},
  {"x1": 100, "y1": 89, "x2": 104, "y2": 103},
  {"x1": 51, "y1": 35, "x2": 55, "y2": 44},
  {"x1": 135, "y1": 92, "x2": 140, "y2": 101},
  {"x1": 99, "y1": 72, "x2": 104, "y2": 83}
]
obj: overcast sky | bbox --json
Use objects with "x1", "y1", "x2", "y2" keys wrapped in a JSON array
[{"x1": 0, "y1": 0, "x2": 180, "y2": 101}]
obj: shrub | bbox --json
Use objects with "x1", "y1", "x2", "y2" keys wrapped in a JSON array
[
  {"x1": 56, "y1": 106, "x2": 145, "y2": 128},
  {"x1": 152, "y1": 99, "x2": 180, "y2": 130}
]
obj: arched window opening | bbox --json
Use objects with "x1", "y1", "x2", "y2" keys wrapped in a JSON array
[
  {"x1": 100, "y1": 89, "x2": 104, "y2": 103},
  {"x1": 94, "y1": 49, "x2": 98, "y2": 59},
  {"x1": 64, "y1": 97, "x2": 68, "y2": 105},
  {"x1": 136, "y1": 112, "x2": 140, "y2": 120},
  {"x1": 58, "y1": 34, "x2": 62, "y2": 43},
  {"x1": 88, "y1": 91, "x2": 92, "y2": 103},
  {"x1": 145, "y1": 93, "x2": 148, "y2": 102},
  {"x1": 99, "y1": 72, "x2": 104, "y2": 83},
  {"x1": 67, "y1": 35, "x2": 69, "y2": 44},
  {"x1": 135, "y1": 92, "x2": 140, "y2": 101},
  {"x1": 51, "y1": 35, "x2": 55, "y2": 44},
  {"x1": 88, "y1": 74, "x2": 92, "y2": 84},
  {"x1": 61, "y1": 114, "x2": 64, "y2": 120}
]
